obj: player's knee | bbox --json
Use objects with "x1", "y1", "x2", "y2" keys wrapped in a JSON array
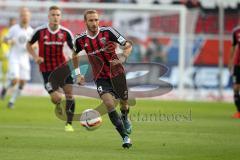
[
  {"x1": 103, "y1": 99, "x2": 115, "y2": 108},
  {"x1": 65, "y1": 93, "x2": 73, "y2": 100},
  {"x1": 11, "y1": 79, "x2": 18, "y2": 86},
  {"x1": 120, "y1": 100, "x2": 128, "y2": 107},
  {"x1": 51, "y1": 95, "x2": 62, "y2": 104}
]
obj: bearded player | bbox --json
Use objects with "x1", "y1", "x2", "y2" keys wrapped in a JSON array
[{"x1": 72, "y1": 10, "x2": 133, "y2": 148}]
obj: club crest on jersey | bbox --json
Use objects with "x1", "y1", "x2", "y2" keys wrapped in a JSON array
[
  {"x1": 58, "y1": 33, "x2": 64, "y2": 39},
  {"x1": 100, "y1": 37, "x2": 106, "y2": 44}
]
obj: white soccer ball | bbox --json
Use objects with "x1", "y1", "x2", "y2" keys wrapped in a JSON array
[{"x1": 80, "y1": 109, "x2": 102, "y2": 131}]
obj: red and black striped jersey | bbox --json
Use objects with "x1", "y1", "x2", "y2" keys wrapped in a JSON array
[
  {"x1": 29, "y1": 24, "x2": 73, "y2": 72},
  {"x1": 232, "y1": 26, "x2": 240, "y2": 65},
  {"x1": 73, "y1": 26, "x2": 127, "y2": 80}
]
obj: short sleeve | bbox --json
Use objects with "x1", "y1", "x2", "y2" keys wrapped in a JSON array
[
  {"x1": 108, "y1": 27, "x2": 127, "y2": 46},
  {"x1": 66, "y1": 31, "x2": 74, "y2": 50},
  {"x1": 73, "y1": 36, "x2": 82, "y2": 54},
  {"x1": 29, "y1": 29, "x2": 40, "y2": 44}
]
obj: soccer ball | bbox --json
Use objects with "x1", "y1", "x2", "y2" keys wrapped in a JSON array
[{"x1": 80, "y1": 109, "x2": 102, "y2": 131}]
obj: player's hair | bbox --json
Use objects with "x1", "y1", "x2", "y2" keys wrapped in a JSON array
[
  {"x1": 49, "y1": 6, "x2": 61, "y2": 12},
  {"x1": 20, "y1": 7, "x2": 30, "y2": 14},
  {"x1": 84, "y1": 9, "x2": 98, "y2": 21}
]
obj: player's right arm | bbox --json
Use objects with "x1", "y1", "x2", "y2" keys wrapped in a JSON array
[
  {"x1": 72, "y1": 35, "x2": 84, "y2": 85},
  {"x1": 229, "y1": 30, "x2": 238, "y2": 75},
  {"x1": 4, "y1": 25, "x2": 16, "y2": 45},
  {"x1": 26, "y1": 29, "x2": 44, "y2": 64}
]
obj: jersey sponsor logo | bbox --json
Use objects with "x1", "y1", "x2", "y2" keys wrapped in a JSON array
[
  {"x1": 88, "y1": 48, "x2": 105, "y2": 55},
  {"x1": 44, "y1": 41, "x2": 63, "y2": 45},
  {"x1": 97, "y1": 86, "x2": 103, "y2": 93}
]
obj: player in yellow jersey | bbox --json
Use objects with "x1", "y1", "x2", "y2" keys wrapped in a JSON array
[{"x1": 0, "y1": 18, "x2": 16, "y2": 97}]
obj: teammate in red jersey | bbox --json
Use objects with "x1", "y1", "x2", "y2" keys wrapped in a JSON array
[
  {"x1": 72, "y1": 10, "x2": 133, "y2": 148},
  {"x1": 26, "y1": 6, "x2": 75, "y2": 131},
  {"x1": 229, "y1": 26, "x2": 240, "y2": 118}
]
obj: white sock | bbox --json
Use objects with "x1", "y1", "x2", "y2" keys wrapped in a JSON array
[{"x1": 9, "y1": 86, "x2": 22, "y2": 104}]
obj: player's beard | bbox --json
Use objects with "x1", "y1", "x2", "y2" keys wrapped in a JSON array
[
  {"x1": 50, "y1": 22, "x2": 59, "y2": 31},
  {"x1": 87, "y1": 24, "x2": 98, "y2": 36}
]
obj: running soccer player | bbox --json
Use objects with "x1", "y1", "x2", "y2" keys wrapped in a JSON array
[
  {"x1": 26, "y1": 6, "x2": 75, "y2": 132},
  {"x1": 1, "y1": 8, "x2": 33, "y2": 108},
  {"x1": 72, "y1": 10, "x2": 133, "y2": 148},
  {"x1": 229, "y1": 25, "x2": 240, "y2": 118}
]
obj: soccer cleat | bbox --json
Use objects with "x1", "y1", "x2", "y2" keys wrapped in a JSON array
[
  {"x1": 0, "y1": 88, "x2": 7, "y2": 100},
  {"x1": 122, "y1": 136, "x2": 132, "y2": 149},
  {"x1": 232, "y1": 112, "x2": 240, "y2": 119},
  {"x1": 65, "y1": 124, "x2": 74, "y2": 132},
  {"x1": 121, "y1": 115, "x2": 132, "y2": 135},
  {"x1": 7, "y1": 102, "x2": 14, "y2": 109}
]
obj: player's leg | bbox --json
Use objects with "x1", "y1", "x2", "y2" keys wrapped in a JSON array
[
  {"x1": 7, "y1": 63, "x2": 31, "y2": 108},
  {"x1": 1, "y1": 62, "x2": 18, "y2": 100},
  {"x1": 120, "y1": 100, "x2": 132, "y2": 134},
  {"x1": 62, "y1": 83, "x2": 75, "y2": 132},
  {"x1": 101, "y1": 93, "x2": 132, "y2": 148},
  {"x1": 8, "y1": 79, "x2": 26, "y2": 108},
  {"x1": 110, "y1": 73, "x2": 132, "y2": 134},
  {"x1": 96, "y1": 79, "x2": 127, "y2": 138},
  {"x1": 232, "y1": 66, "x2": 240, "y2": 118}
]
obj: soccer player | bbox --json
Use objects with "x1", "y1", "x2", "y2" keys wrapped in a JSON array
[
  {"x1": 0, "y1": 18, "x2": 16, "y2": 92},
  {"x1": 26, "y1": 6, "x2": 75, "y2": 132},
  {"x1": 72, "y1": 10, "x2": 133, "y2": 148},
  {"x1": 229, "y1": 25, "x2": 240, "y2": 118},
  {"x1": 1, "y1": 8, "x2": 33, "y2": 108}
]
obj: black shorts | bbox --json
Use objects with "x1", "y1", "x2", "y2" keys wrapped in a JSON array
[
  {"x1": 233, "y1": 66, "x2": 240, "y2": 84},
  {"x1": 42, "y1": 71, "x2": 73, "y2": 94},
  {"x1": 95, "y1": 74, "x2": 128, "y2": 100}
]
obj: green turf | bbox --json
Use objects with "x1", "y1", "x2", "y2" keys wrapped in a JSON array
[{"x1": 0, "y1": 96, "x2": 240, "y2": 160}]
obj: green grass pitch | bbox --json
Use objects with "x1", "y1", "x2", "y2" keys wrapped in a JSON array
[{"x1": 0, "y1": 96, "x2": 240, "y2": 160}]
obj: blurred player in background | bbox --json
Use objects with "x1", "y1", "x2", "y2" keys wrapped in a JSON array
[
  {"x1": 72, "y1": 10, "x2": 133, "y2": 148},
  {"x1": 229, "y1": 24, "x2": 240, "y2": 118},
  {"x1": 26, "y1": 6, "x2": 75, "y2": 132},
  {"x1": 0, "y1": 18, "x2": 16, "y2": 91},
  {"x1": 1, "y1": 8, "x2": 33, "y2": 108}
]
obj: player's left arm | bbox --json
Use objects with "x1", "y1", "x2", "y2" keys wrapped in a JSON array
[
  {"x1": 72, "y1": 35, "x2": 84, "y2": 85},
  {"x1": 66, "y1": 31, "x2": 74, "y2": 50},
  {"x1": 108, "y1": 27, "x2": 132, "y2": 64}
]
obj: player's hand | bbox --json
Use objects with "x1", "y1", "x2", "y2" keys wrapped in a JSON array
[
  {"x1": 110, "y1": 54, "x2": 127, "y2": 66},
  {"x1": 110, "y1": 59, "x2": 122, "y2": 66},
  {"x1": 34, "y1": 57, "x2": 44, "y2": 64},
  {"x1": 75, "y1": 74, "x2": 85, "y2": 85}
]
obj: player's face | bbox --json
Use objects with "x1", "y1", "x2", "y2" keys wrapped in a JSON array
[
  {"x1": 48, "y1": 9, "x2": 61, "y2": 26},
  {"x1": 20, "y1": 9, "x2": 31, "y2": 25},
  {"x1": 85, "y1": 13, "x2": 99, "y2": 34}
]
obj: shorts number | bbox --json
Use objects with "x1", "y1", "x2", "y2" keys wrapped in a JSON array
[{"x1": 97, "y1": 86, "x2": 103, "y2": 93}]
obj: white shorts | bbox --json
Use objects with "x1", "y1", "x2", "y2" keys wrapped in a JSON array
[{"x1": 8, "y1": 61, "x2": 31, "y2": 81}]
